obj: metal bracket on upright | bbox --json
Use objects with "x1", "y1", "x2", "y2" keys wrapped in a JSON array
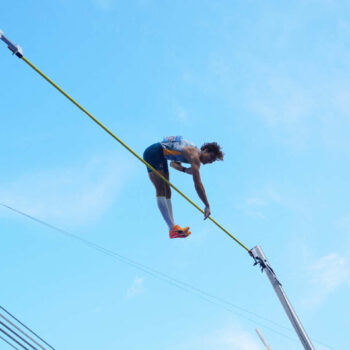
[
  {"x1": 0, "y1": 30, "x2": 23, "y2": 58},
  {"x1": 249, "y1": 245, "x2": 315, "y2": 350}
]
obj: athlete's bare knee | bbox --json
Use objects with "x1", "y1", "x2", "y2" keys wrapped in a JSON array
[
  {"x1": 148, "y1": 171, "x2": 168, "y2": 197},
  {"x1": 156, "y1": 188, "x2": 166, "y2": 197}
]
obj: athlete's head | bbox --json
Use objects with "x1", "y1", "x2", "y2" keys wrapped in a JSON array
[{"x1": 200, "y1": 142, "x2": 224, "y2": 164}]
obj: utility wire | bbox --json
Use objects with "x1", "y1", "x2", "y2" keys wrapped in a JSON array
[
  {"x1": 0, "y1": 203, "x2": 335, "y2": 350},
  {"x1": 0, "y1": 322, "x2": 38, "y2": 350},
  {"x1": 0, "y1": 311, "x2": 49, "y2": 350},
  {"x1": 0, "y1": 327, "x2": 29, "y2": 350},
  {"x1": 0, "y1": 334, "x2": 19, "y2": 350},
  {"x1": 0, "y1": 307, "x2": 54, "y2": 350}
]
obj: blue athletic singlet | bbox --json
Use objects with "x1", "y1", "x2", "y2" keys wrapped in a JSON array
[
  {"x1": 143, "y1": 136, "x2": 197, "y2": 173},
  {"x1": 160, "y1": 136, "x2": 196, "y2": 163}
]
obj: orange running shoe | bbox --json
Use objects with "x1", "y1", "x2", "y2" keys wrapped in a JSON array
[{"x1": 169, "y1": 225, "x2": 191, "y2": 239}]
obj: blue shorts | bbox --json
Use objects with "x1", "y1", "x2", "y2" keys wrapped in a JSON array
[{"x1": 143, "y1": 143, "x2": 169, "y2": 173}]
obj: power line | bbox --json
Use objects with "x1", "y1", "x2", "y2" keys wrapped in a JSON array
[
  {"x1": 0, "y1": 327, "x2": 30, "y2": 350},
  {"x1": 0, "y1": 321, "x2": 38, "y2": 350},
  {"x1": 0, "y1": 307, "x2": 54, "y2": 350},
  {"x1": 0, "y1": 203, "x2": 335, "y2": 349},
  {"x1": 0, "y1": 310, "x2": 51, "y2": 350},
  {"x1": 0, "y1": 334, "x2": 19, "y2": 350}
]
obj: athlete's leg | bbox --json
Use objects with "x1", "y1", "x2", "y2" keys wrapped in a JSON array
[
  {"x1": 149, "y1": 170, "x2": 168, "y2": 197},
  {"x1": 164, "y1": 172, "x2": 174, "y2": 223},
  {"x1": 149, "y1": 170, "x2": 174, "y2": 230},
  {"x1": 143, "y1": 143, "x2": 190, "y2": 237},
  {"x1": 148, "y1": 171, "x2": 190, "y2": 238}
]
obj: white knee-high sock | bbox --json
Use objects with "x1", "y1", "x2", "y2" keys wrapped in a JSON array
[
  {"x1": 157, "y1": 196, "x2": 174, "y2": 230},
  {"x1": 166, "y1": 198, "x2": 175, "y2": 224}
]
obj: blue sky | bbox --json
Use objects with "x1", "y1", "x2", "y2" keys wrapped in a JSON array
[{"x1": 1, "y1": 1, "x2": 349, "y2": 349}]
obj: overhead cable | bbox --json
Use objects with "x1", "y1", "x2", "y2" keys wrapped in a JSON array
[
  {"x1": 0, "y1": 203, "x2": 335, "y2": 350},
  {"x1": 0, "y1": 321, "x2": 38, "y2": 350},
  {"x1": 0, "y1": 327, "x2": 30, "y2": 350},
  {"x1": 0, "y1": 307, "x2": 54, "y2": 350},
  {"x1": 0, "y1": 334, "x2": 19, "y2": 350},
  {"x1": 0, "y1": 311, "x2": 49, "y2": 350}
]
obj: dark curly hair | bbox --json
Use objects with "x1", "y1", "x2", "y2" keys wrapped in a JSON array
[{"x1": 200, "y1": 142, "x2": 224, "y2": 161}]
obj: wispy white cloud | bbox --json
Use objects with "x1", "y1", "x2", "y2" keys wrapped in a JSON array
[
  {"x1": 185, "y1": 14, "x2": 350, "y2": 152},
  {"x1": 92, "y1": 0, "x2": 115, "y2": 11},
  {"x1": 245, "y1": 197, "x2": 265, "y2": 207},
  {"x1": 94, "y1": 306, "x2": 103, "y2": 313},
  {"x1": 126, "y1": 276, "x2": 145, "y2": 298},
  {"x1": 248, "y1": 76, "x2": 314, "y2": 149},
  {"x1": 336, "y1": 215, "x2": 350, "y2": 249},
  {"x1": 303, "y1": 253, "x2": 350, "y2": 308},
  {"x1": 335, "y1": 214, "x2": 350, "y2": 232},
  {"x1": 0, "y1": 152, "x2": 133, "y2": 227},
  {"x1": 242, "y1": 196, "x2": 267, "y2": 219},
  {"x1": 175, "y1": 105, "x2": 189, "y2": 123},
  {"x1": 240, "y1": 184, "x2": 311, "y2": 220},
  {"x1": 245, "y1": 59, "x2": 350, "y2": 151}
]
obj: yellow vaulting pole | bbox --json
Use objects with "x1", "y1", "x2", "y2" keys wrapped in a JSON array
[{"x1": 1, "y1": 31, "x2": 250, "y2": 252}]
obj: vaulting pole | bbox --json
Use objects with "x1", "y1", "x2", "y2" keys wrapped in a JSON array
[{"x1": 250, "y1": 246, "x2": 315, "y2": 350}]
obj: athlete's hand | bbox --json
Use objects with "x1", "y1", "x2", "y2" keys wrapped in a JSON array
[{"x1": 204, "y1": 206, "x2": 211, "y2": 220}]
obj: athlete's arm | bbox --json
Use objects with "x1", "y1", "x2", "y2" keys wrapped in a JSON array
[
  {"x1": 170, "y1": 161, "x2": 193, "y2": 175},
  {"x1": 191, "y1": 161, "x2": 211, "y2": 219},
  {"x1": 181, "y1": 147, "x2": 211, "y2": 219}
]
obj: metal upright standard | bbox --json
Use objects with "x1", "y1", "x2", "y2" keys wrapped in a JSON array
[
  {"x1": 255, "y1": 328, "x2": 271, "y2": 350},
  {"x1": 0, "y1": 30, "x2": 23, "y2": 58},
  {"x1": 250, "y1": 246, "x2": 315, "y2": 350}
]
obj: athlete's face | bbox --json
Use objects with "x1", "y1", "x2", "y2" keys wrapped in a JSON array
[{"x1": 200, "y1": 150, "x2": 216, "y2": 164}]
